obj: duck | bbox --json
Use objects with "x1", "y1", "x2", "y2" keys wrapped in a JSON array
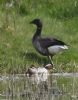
[
  {"x1": 30, "y1": 19, "x2": 68, "y2": 66},
  {"x1": 26, "y1": 64, "x2": 52, "y2": 84},
  {"x1": 26, "y1": 64, "x2": 52, "y2": 77}
]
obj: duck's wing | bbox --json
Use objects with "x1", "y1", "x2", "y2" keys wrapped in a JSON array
[{"x1": 39, "y1": 37, "x2": 67, "y2": 48}]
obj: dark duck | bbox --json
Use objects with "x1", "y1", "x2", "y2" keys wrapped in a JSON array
[{"x1": 30, "y1": 19, "x2": 68, "y2": 66}]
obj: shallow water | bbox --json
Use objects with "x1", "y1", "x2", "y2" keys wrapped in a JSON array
[{"x1": 0, "y1": 73, "x2": 78, "y2": 100}]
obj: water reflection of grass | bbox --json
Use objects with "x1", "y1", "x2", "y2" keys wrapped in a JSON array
[
  {"x1": 0, "y1": 74, "x2": 78, "y2": 100},
  {"x1": 0, "y1": 0, "x2": 78, "y2": 73}
]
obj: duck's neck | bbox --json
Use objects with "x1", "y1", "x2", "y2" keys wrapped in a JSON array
[{"x1": 33, "y1": 25, "x2": 42, "y2": 39}]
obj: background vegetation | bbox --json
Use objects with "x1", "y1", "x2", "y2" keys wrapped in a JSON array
[{"x1": 0, "y1": 0, "x2": 78, "y2": 73}]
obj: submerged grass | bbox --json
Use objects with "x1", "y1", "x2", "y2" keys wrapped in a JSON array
[
  {"x1": 0, "y1": 74, "x2": 78, "y2": 100},
  {"x1": 0, "y1": 0, "x2": 78, "y2": 73}
]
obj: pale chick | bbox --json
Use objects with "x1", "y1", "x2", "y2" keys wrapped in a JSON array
[{"x1": 26, "y1": 64, "x2": 52, "y2": 84}]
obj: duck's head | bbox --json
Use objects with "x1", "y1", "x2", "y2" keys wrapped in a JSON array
[
  {"x1": 45, "y1": 64, "x2": 53, "y2": 70},
  {"x1": 26, "y1": 65, "x2": 36, "y2": 77},
  {"x1": 30, "y1": 19, "x2": 42, "y2": 27}
]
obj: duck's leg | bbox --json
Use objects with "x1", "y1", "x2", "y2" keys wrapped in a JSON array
[{"x1": 48, "y1": 55, "x2": 54, "y2": 67}]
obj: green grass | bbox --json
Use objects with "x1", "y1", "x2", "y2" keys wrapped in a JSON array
[{"x1": 0, "y1": 0, "x2": 78, "y2": 73}]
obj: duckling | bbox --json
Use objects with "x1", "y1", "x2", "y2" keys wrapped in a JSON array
[{"x1": 26, "y1": 64, "x2": 52, "y2": 84}]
